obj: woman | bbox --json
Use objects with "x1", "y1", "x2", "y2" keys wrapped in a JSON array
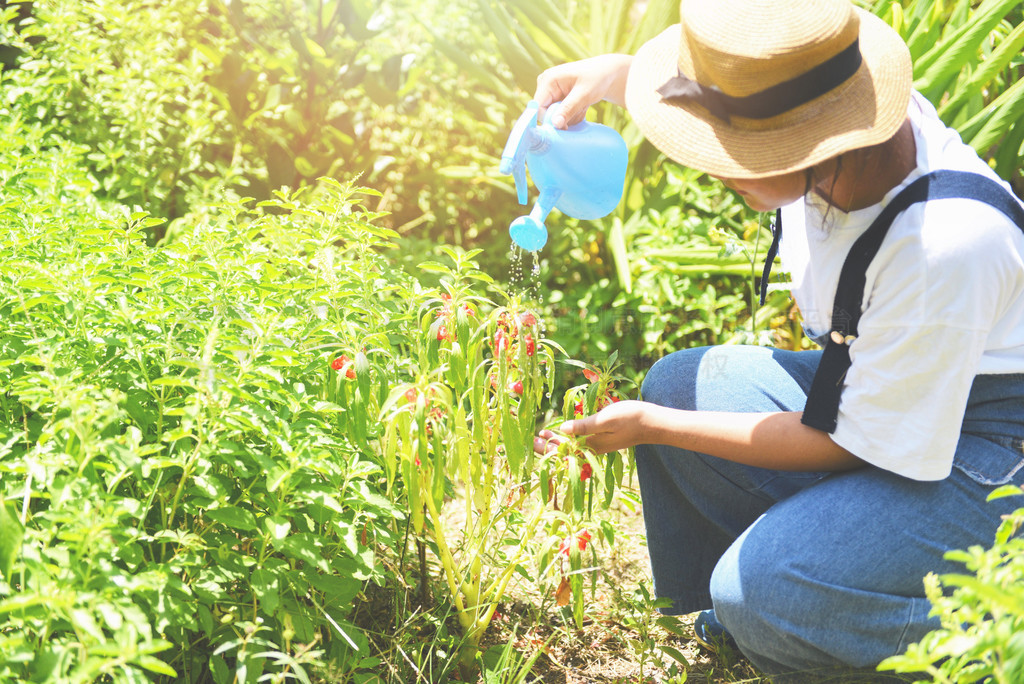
[{"x1": 533, "y1": 0, "x2": 1024, "y2": 679}]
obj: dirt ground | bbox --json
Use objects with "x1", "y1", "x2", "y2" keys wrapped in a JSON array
[{"x1": 477, "y1": 499, "x2": 764, "y2": 684}]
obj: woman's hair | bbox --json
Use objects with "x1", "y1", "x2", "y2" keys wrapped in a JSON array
[
  {"x1": 805, "y1": 154, "x2": 846, "y2": 229},
  {"x1": 805, "y1": 121, "x2": 910, "y2": 229}
]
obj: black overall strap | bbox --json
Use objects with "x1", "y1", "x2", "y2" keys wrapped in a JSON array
[
  {"x1": 759, "y1": 209, "x2": 782, "y2": 306},
  {"x1": 802, "y1": 170, "x2": 1024, "y2": 433}
]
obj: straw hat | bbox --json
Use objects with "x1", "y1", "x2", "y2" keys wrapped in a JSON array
[{"x1": 625, "y1": 0, "x2": 912, "y2": 179}]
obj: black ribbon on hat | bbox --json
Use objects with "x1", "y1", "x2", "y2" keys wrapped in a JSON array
[{"x1": 657, "y1": 39, "x2": 862, "y2": 123}]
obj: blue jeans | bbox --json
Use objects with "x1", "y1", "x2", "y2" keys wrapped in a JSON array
[{"x1": 635, "y1": 345, "x2": 1024, "y2": 680}]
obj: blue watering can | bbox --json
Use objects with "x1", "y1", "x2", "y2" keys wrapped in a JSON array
[{"x1": 499, "y1": 101, "x2": 628, "y2": 251}]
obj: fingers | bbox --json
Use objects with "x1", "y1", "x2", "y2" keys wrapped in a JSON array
[
  {"x1": 532, "y1": 417, "x2": 617, "y2": 456},
  {"x1": 533, "y1": 54, "x2": 633, "y2": 129},
  {"x1": 550, "y1": 96, "x2": 585, "y2": 129},
  {"x1": 558, "y1": 416, "x2": 592, "y2": 435},
  {"x1": 533, "y1": 62, "x2": 597, "y2": 129},
  {"x1": 534, "y1": 69, "x2": 576, "y2": 128},
  {"x1": 533, "y1": 429, "x2": 564, "y2": 455}
]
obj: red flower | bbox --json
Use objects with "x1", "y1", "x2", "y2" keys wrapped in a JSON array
[
  {"x1": 331, "y1": 355, "x2": 356, "y2": 379},
  {"x1": 559, "y1": 530, "x2": 593, "y2": 556},
  {"x1": 404, "y1": 388, "x2": 419, "y2": 403},
  {"x1": 493, "y1": 330, "x2": 510, "y2": 354},
  {"x1": 519, "y1": 312, "x2": 537, "y2": 327},
  {"x1": 425, "y1": 405, "x2": 445, "y2": 437},
  {"x1": 580, "y1": 462, "x2": 593, "y2": 481},
  {"x1": 435, "y1": 293, "x2": 466, "y2": 340},
  {"x1": 574, "y1": 400, "x2": 584, "y2": 416},
  {"x1": 511, "y1": 380, "x2": 524, "y2": 396},
  {"x1": 524, "y1": 333, "x2": 535, "y2": 356},
  {"x1": 496, "y1": 312, "x2": 519, "y2": 339},
  {"x1": 436, "y1": 296, "x2": 452, "y2": 320},
  {"x1": 583, "y1": 369, "x2": 600, "y2": 383}
]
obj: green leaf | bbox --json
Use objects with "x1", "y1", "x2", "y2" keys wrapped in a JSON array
[
  {"x1": 961, "y1": 78, "x2": 1024, "y2": 154},
  {"x1": 304, "y1": 37, "x2": 327, "y2": 59},
  {"x1": 417, "y1": 261, "x2": 453, "y2": 275},
  {"x1": 0, "y1": 502, "x2": 23, "y2": 580},
  {"x1": 937, "y1": 21, "x2": 1024, "y2": 121},
  {"x1": 607, "y1": 216, "x2": 632, "y2": 293},
  {"x1": 210, "y1": 654, "x2": 230, "y2": 683},
  {"x1": 70, "y1": 608, "x2": 105, "y2": 641},
  {"x1": 913, "y1": 0, "x2": 1021, "y2": 93},
  {"x1": 136, "y1": 654, "x2": 177, "y2": 677},
  {"x1": 205, "y1": 506, "x2": 258, "y2": 532},
  {"x1": 660, "y1": 645, "x2": 690, "y2": 666},
  {"x1": 656, "y1": 615, "x2": 689, "y2": 637},
  {"x1": 987, "y1": 484, "x2": 1024, "y2": 501},
  {"x1": 251, "y1": 568, "x2": 280, "y2": 613},
  {"x1": 280, "y1": 534, "x2": 329, "y2": 572},
  {"x1": 940, "y1": 573, "x2": 1024, "y2": 614}
]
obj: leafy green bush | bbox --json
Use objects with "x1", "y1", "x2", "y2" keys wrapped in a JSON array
[
  {"x1": 0, "y1": 117, "x2": 408, "y2": 680},
  {"x1": 1, "y1": 0, "x2": 241, "y2": 223}
]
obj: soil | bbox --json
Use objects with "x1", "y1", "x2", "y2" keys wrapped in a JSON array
[
  {"x1": 474, "y1": 493, "x2": 764, "y2": 684},
  {"x1": 360, "y1": 480, "x2": 765, "y2": 683}
]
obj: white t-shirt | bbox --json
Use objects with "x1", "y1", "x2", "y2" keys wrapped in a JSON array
[{"x1": 778, "y1": 91, "x2": 1024, "y2": 481}]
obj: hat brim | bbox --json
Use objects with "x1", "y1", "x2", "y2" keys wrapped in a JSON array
[{"x1": 625, "y1": 9, "x2": 912, "y2": 179}]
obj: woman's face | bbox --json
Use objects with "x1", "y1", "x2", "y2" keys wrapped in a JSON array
[{"x1": 713, "y1": 170, "x2": 809, "y2": 212}]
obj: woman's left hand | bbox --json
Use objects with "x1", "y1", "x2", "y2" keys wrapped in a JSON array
[{"x1": 536, "y1": 400, "x2": 649, "y2": 455}]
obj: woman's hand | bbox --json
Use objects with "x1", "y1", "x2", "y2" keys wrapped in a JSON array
[
  {"x1": 534, "y1": 54, "x2": 633, "y2": 129},
  {"x1": 534, "y1": 399, "x2": 649, "y2": 456}
]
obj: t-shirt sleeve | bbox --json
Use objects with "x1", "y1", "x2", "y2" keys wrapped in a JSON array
[{"x1": 828, "y1": 201, "x2": 1024, "y2": 480}]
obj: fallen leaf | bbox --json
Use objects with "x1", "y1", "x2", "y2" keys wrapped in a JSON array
[{"x1": 554, "y1": 576, "x2": 571, "y2": 607}]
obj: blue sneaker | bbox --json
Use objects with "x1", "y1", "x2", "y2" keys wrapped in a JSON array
[{"x1": 693, "y1": 609, "x2": 738, "y2": 654}]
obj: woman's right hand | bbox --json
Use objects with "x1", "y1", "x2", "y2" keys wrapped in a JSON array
[{"x1": 533, "y1": 54, "x2": 633, "y2": 129}]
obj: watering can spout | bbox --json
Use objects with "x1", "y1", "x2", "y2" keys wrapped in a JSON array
[
  {"x1": 508, "y1": 187, "x2": 560, "y2": 252},
  {"x1": 500, "y1": 101, "x2": 627, "y2": 251}
]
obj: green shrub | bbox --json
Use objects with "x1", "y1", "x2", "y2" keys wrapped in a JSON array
[
  {"x1": 1, "y1": 0, "x2": 241, "y2": 224},
  {"x1": 0, "y1": 116, "x2": 405, "y2": 680}
]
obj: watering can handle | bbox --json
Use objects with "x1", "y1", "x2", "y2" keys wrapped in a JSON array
[{"x1": 499, "y1": 101, "x2": 541, "y2": 205}]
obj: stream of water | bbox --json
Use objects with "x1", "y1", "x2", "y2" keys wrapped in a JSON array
[{"x1": 507, "y1": 244, "x2": 543, "y2": 305}]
